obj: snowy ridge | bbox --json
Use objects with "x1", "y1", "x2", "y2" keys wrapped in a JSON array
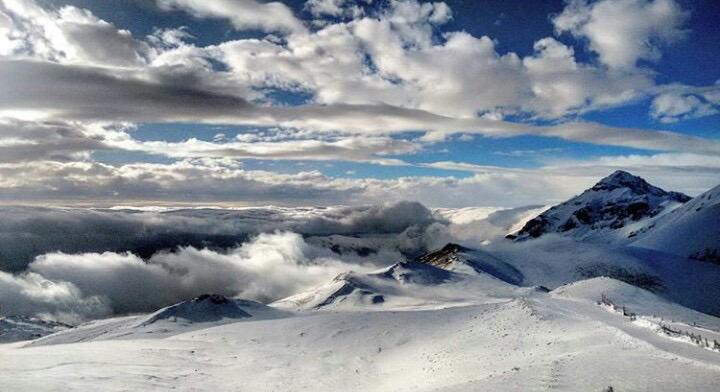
[
  {"x1": 30, "y1": 294, "x2": 290, "y2": 346},
  {"x1": 510, "y1": 170, "x2": 690, "y2": 242},
  {"x1": 273, "y1": 246, "x2": 531, "y2": 311},
  {"x1": 552, "y1": 277, "x2": 720, "y2": 353},
  {"x1": 551, "y1": 277, "x2": 720, "y2": 329},
  {"x1": 4, "y1": 275, "x2": 720, "y2": 391},
  {"x1": 415, "y1": 243, "x2": 524, "y2": 285}
]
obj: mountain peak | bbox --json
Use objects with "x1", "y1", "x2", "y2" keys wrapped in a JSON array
[
  {"x1": 510, "y1": 170, "x2": 691, "y2": 241},
  {"x1": 599, "y1": 170, "x2": 639, "y2": 183},
  {"x1": 415, "y1": 243, "x2": 469, "y2": 268},
  {"x1": 592, "y1": 170, "x2": 654, "y2": 193}
]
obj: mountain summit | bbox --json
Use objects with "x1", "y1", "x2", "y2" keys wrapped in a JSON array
[
  {"x1": 592, "y1": 170, "x2": 686, "y2": 197},
  {"x1": 509, "y1": 171, "x2": 690, "y2": 241}
]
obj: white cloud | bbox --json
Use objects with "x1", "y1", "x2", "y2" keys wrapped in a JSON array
[
  {"x1": 651, "y1": 87, "x2": 720, "y2": 122},
  {"x1": 2, "y1": 58, "x2": 717, "y2": 155},
  {"x1": 157, "y1": 0, "x2": 305, "y2": 34},
  {"x1": 553, "y1": 0, "x2": 688, "y2": 69},
  {"x1": 0, "y1": 201, "x2": 442, "y2": 273},
  {"x1": 0, "y1": 199, "x2": 451, "y2": 322},
  {"x1": 424, "y1": 151, "x2": 720, "y2": 198},
  {"x1": 0, "y1": 0, "x2": 713, "y2": 145},
  {"x1": 0, "y1": 0, "x2": 152, "y2": 66},
  {"x1": 305, "y1": 0, "x2": 366, "y2": 19},
  {"x1": 1, "y1": 153, "x2": 716, "y2": 209},
  {"x1": 0, "y1": 0, "x2": 716, "y2": 208},
  {"x1": 115, "y1": 133, "x2": 421, "y2": 165},
  {"x1": 0, "y1": 118, "x2": 111, "y2": 163},
  {"x1": 0, "y1": 232, "x2": 374, "y2": 321},
  {"x1": 0, "y1": 270, "x2": 111, "y2": 323}
]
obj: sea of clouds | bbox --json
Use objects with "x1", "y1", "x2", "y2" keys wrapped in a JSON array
[{"x1": 0, "y1": 202, "x2": 539, "y2": 324}]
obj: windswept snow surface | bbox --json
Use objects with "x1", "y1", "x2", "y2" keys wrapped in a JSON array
[
  {"x1": 3, "y1": 276, "x2": 720, "y2": 391},
  {"x1": 28, "y1": 294, "x2": 290, "y2": 346},
  {"x1": 486, "y1": 235, "x2": 720, "y2": 316},
  {"x1": 272, "y1": 259, "x2": 530, "y2": 311},
  {"x1": 632, "y1": 184, "x2": 720, "y2": 260}
]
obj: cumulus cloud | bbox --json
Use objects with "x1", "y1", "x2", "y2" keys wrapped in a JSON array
[
  {"x1": 0, "y1": 270, "x2": 111, "y2": 323},
  {"x1": 0, "y1": 0, "x2": 708, "y2": 130},
  {"x1": 0, "y1": 232, "x2": 374, "y2": 321},
  {"x1": 2, "y1": 59, "x2": 718, "y2": 155},
  {"x1": 0, "y1": 202, "x2": 542, "y2": 323},
  {"x1": 553, "y1": 0, "x2": 688, "y2": 69},
  {"x1": 0, "y1": 151, "x2": 718, "y2": 210},
  {"x1": 0, "y1": 201, "x2": 441, "y2": 271},
  {"x1": 0, "y1": 0, "x2": 152, "y2": 66},
  {"x1": 305, "y1": 0, "x2": 365, "y2": 19},
  {"x1": 0, "y1": 200, "x2": 526, "y2": 323},
  {"x1": 210, "y1": 5, "x2": 650, "y2": 118},
  {"x1": 157, "y1": 0, "x2": 305, "y2": 34},
  {"x1": 650, "y1": 85, "x2": 720, "y2": 122},
  {"x1": 0, "y1": 0, "x2": 715, "y2": 160},
  {"x1": 0, "y1": 0, "x2": 716, "y2": 209}
]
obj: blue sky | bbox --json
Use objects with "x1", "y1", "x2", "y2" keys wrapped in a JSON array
[{"x1": 0, "y1": 0, "x2": 719, "y2": 206}]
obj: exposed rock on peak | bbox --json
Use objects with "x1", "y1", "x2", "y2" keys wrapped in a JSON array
[
  {"x1": 414, "y1": 243, "x2": 470, "y2": 269},
  {"x1": 192, "y1": 294, "x2": 231, "y2": 305},
  {"x1": 138, "y1": 294, "x2": 252, "y2": 326},
  {"x1": 375, "y1": 261, "x2": 455, "y2": 285},
  {"x1": 415, "y1": 243, "x2": 524, "y2": 285},
  {"x1": 510, "y1": 171, "x2": 690, "y2": 241},
  {"x1": 592, "y1": 170, "x2": 689, "y2": 201}
]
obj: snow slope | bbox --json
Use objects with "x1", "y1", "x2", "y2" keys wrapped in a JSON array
[
  {"x1": 272, "y1": 258, "x2": 529, "y2": 311},
  {"x1": 415, "y1": 243, "x2": 524, "y2": 284},
  {"x1": 2, "y1": 277, "x2": 720, "y2": 391},
  {"x1": 552, "y1": 277, "x2": 720, "y2": 330},
  {"x1": 631, "y1": 184, "x2": 720, "y2": 261},
  {"x1": 30, "y1": 294, "x2": 290, "y2": 346},
  {"x1": 487, "y1": 234, "x2": 720, "y2": 316}
]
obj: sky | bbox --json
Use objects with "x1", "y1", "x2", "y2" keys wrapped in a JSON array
[{"x1": 0, "y1": 0, "x2": 718, "y2": 207}]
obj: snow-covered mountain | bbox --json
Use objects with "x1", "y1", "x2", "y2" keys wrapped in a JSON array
[
  {"x1": 272, "y1": 255, "x2": 529, "y2": 311},
  {"x1": 631, "y1": 184, "x2": 720, "y2": 262},
  {"x1": 414, "y1": 243, "x2": 524, "y2": 285},
  {"x1": 3, "y1": 173, "x2": 720, "y2": 391},
  {"x1": 4, "y1": 275, "x2": 720, "y2": 391},
  {"x1": 30, "y1": 294, "x2": 290, "y2": 346},
  {"x1": 509, "y1": 170, "x2": 690, "y2": 242}
]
